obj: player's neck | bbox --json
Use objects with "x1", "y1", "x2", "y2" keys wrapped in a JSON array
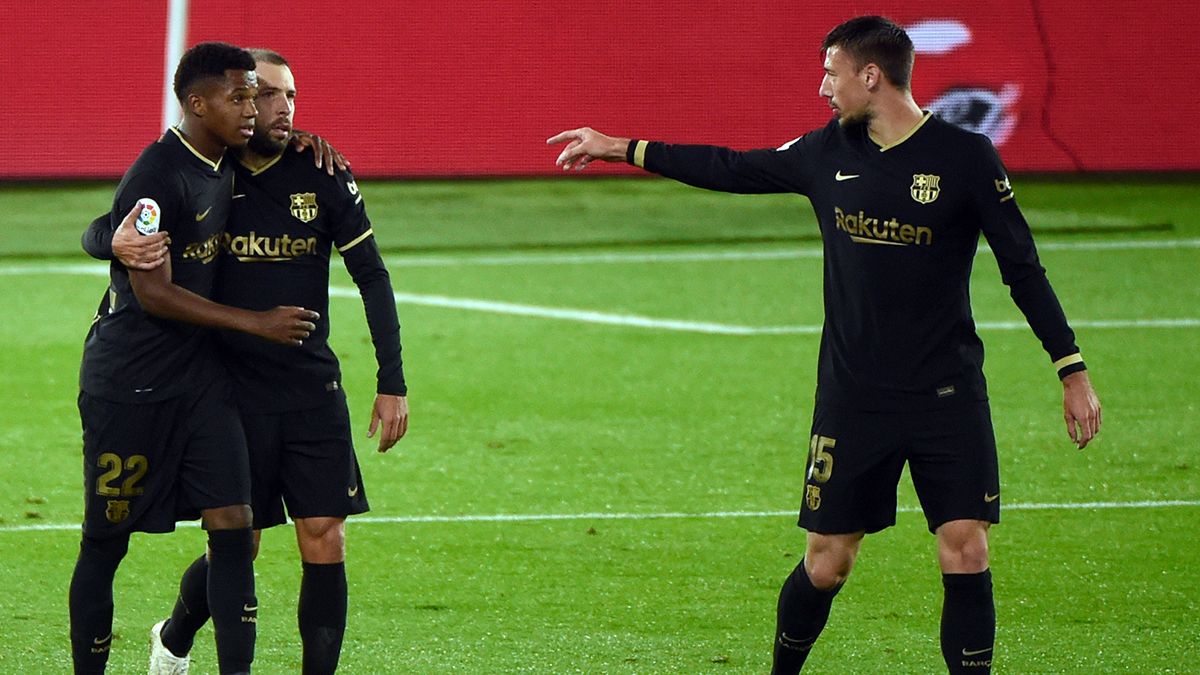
[
  {"x1": 866, "y1": 94, "x2": 925, "y2": 147},
  {"x1": 176, "y1": 118, "x2": 227, "y2": 163}
]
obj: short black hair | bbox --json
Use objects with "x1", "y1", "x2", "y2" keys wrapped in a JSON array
[
  {"x1": 173, "y1": 42, "x2": 257, "y2": 104},
  {"x1": 822, "y1": 16, "x2": 914, "y2": 90},
  {"x1": 246, "y1": 48, "x2": 289, "y2": 67}
]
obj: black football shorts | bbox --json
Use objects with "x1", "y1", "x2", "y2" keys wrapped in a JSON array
[
  {"x1": 78, "y1": 376, "x2": 250, "y2": 538},
  {"x1": 240, "y1": 388, "x2": 369, "y2": 530},
  {"x1": 797, "y1": 400, "x2": 1000, "y2": 535}
]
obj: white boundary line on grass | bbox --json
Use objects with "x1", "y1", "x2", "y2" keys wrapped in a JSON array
[
  {"x1": 2, "y1": 262, "x2": 1197, "y2": 336},
  {"x1": 3, "y1": 499, "x2": 1198, "y2": 533},
  {"x1": 381, "y1": 237, "x2": 1200, "y2": 268}
]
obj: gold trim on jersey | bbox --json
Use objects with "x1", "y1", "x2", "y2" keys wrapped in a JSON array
[
  {"x1": 338, "y1": 228, "x2": 374, "y2": 253},
  {"x1": 632, "y1": 140, "x2": 649, "y2": 168},
  {"x1": 1053, "y1": 353, "x2": 1084, "y2": 371},
  {"x1": 874, "y1": 112, "x2": 933, "y2": 152},
  {"x1": 168, "y1": 127, "x2": 223, "y2": 171},
  {"x1": 239, "y1": 151, "x2": 285, "y2": 176}
]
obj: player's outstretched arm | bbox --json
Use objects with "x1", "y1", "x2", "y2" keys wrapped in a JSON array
[
  {"x1": 547, "y1": 128, "x2": 632, "y2": 172},
  {"x1": 128, "y1": 262, "x2": 320, "y2": 346},
  {"x1": 368, "y1": 394, "x2": 409, "y2": 453},
  {"x1": 1062, "y1": 370, "x2": 1101, "y2": 449}
]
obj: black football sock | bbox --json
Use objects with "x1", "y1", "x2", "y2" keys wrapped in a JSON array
[
  {"x1": 161, "y1": 553, "x2": 211, "y2": 657},
  {"x1": 298, "y1": 561, "x2": 348, "y2": 675},
  {"x1": 941, "y1": 570, "x2": 995, "y2": 673},
  {"x1": 207, "y1": 528, "x2": 257, "y2": 674},
  {"x1": 69, "y1": 533, "x2": 129, "y2": 675},
  {"x1": 772, "y1": 559, "x2": 843, "y2": 675}
]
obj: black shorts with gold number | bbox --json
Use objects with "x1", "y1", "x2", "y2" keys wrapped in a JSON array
[
  {"x1": 241, "y1": 388, "x2": 369, "y2": 530},
  {"x1": 797, "y1": 400, "x2": 1000, "y2": 535},
  {"x1": 78, "y1": 376, "x2": 250, "y2": 539}
]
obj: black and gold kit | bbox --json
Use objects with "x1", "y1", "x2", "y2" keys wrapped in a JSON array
[
  {"x1": 82, "y1": 128, "x2": 232, "y2": 403},
  {"x1": 78, "y1": 128, "x2": 249, "y2": 537},
  {"x1": 213, "y1": 147, "x2": 405, "y2": 527},
  {"x1": 83, "y1": 146, "x2": 404, "y2": 529},
  {"x1": 628, "y1": 114, "x2": 1086, "y2": 533},
  {"x1": 217, "y1": 148, "x2": 404, "y2": 412}
]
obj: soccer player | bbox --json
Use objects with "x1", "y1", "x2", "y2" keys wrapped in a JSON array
[
  {"x1": 71, "y1": 43, "x2": 320, "y2": 675},
  {"x1": 548, "y1": 15, "x2": 1101, "y2": 674},
  {"x1": 86, "y1": 49, "x2": 408, "y2": 674}
]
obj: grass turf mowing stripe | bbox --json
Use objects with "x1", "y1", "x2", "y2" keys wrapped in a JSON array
[{"x1": 5, "y1": 499, "x2": 1198, "y2": 533}]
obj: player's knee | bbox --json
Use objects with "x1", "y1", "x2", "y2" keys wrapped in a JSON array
[
  {"x1": 937, "y1": 521, "x2": 990, "y2": 573},
  {"x1": 806, "y1": 553, "x2": 855, "y2": 589},
  {"x1": 79, "y1": 533, "x2": 130, "y2": 568},
  {"x1": 295, "y1": 517, "x2": 346, "y2": 563},
  {"x1": 201, "y1": 504, "x2": 253, "y2": 530}
]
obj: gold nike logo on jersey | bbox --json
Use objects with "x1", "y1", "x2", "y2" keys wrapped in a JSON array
[
  {"x1": 348, "y1": 486, "x2": 359, "y2": 497},
  {"x1": 195, "y1": 206, "x2": 212, "y2": 221},
  {"x1": 983, "y1": 493, "x2": 999, "y2": 503},
  {"x1": 835, "y1": 171, "x2": 860, "y2": 181}
]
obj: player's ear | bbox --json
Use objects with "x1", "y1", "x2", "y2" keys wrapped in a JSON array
[
  {"x1": 862, "y1": 63, "x2": 881, "y2": 90},
  {"x1": 186, "y1": 91, "x2": 206, "y2": 117}
]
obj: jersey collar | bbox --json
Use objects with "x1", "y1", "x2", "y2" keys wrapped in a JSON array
[
  {"x1": 871, "y1": 111, "x2": 933, "y2": 152},
  {"x1": 167, "y1": 127, "x2": 224, "y2": 171},
  {"x1": 238, "y1": 150, "x2": 286, "y2": 176}
]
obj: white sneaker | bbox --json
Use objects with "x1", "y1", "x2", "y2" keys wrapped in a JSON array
[{"x1": 148, "y1": 619, "x2": 190, "y2": 674}]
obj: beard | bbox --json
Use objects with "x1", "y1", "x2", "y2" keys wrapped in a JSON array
[
  {"x1": 835, "y1": 107, "x2": 873, "y2": 127},
  {"x1": 247, "y1": 130, "x2": 286, "y2": 157}
]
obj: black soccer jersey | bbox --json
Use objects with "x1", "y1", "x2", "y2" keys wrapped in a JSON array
[
  {"x1": 628, "y1": 113, "x2": 1083, "y2": 411},
  {"x1": 214, "y1": 148, "x2": 405, "y2": 412},
  {"x1": 80, "y1": 128, "x2": 232, "y2": 402}
]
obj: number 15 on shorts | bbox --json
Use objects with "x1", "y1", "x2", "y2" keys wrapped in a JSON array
[{"x1": 805, "y1": 435, "x2": 835, "y2": 512}]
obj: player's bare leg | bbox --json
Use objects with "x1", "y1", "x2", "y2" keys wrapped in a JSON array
[
  {"x1": 772, "y1": 531, "x2": 864, "y2": 674},
  {"x1": 936, "y1": 519, "x2": 994, "y2": 674},
  {"x1": 294, "y1": 517, "x2": 348, "y2": 675}
]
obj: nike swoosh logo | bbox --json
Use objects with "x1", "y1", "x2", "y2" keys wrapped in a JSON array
[
  {"x1": 348, "y1": 486, "x2": 359, "y2": 497},
  {"x1": 984, "y1": 493, "x2": 999, "y2": 503},
  {"x1": 195, "y1": 206, "x2": 213, "y2": 221},
  {"x1": 243, "y1": 604, "x2": 258, "y2": 612},
  {"x1": 835, "y1": 171, "x2": 860, "y2": 181},
  {"x1": 233, "y1": 194, "x2": 246, "y2": 199},
  {"x1": 93, "y1": 633, "x2": 112, "y2": 645},
  {"x1": 963, "y1": 647, "x2": 993, "y2": 656}
]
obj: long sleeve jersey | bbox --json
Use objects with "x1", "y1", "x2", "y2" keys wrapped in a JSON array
[{"x1": 628, "y1": 114, "x2": 1084, "y2": 411}]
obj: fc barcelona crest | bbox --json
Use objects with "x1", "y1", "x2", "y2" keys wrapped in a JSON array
[
  {"x1": 289, "y1": 192, "x2": 319, "y2": 223},
  {"x1": 910, "y1": 174, "x2": 941, "y2": 204},
  {"x1": 805, "y1": 485, "x2": 822, "y2": 512},
  {"x1": 105, "y1": 499, "x2": 130, "y2": 523}
]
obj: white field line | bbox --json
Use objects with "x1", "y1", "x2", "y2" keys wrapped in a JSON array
[
  {"x1": 329, "y1": 287, "x2": 1200, "y2": 335},
  {"x1": 3, "y1": 499, "x2": 1198, "y2": 533},
  {"x1": 378, "y1": 237, "x2": 1200, "y2": 268},
  {"x1": 1, "y1": 262, "x2": 1196, "y2": 336}
]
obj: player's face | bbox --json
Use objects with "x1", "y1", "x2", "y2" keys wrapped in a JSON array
[
  {"x1": 199, "y1": 69, "x2": 259, "y2": 148},
  {"x1": 247, "y1": 62, "x2": 296, "y2": 156},
  {"x1": 820, "y1": 46, "x2": 871, "y2": 125}
]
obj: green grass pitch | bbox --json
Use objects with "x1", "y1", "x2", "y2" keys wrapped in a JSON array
[{"x1": 0, "y1": 175, "x2": 1198, "y2": 673}]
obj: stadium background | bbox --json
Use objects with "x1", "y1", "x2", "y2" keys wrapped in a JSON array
[{"x1": 2, "y1": 0, "x2": 1197, "y2": 179}]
